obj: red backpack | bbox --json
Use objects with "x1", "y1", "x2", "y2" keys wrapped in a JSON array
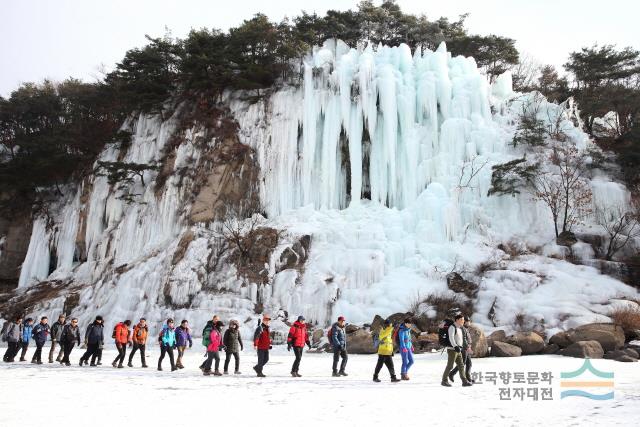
[{"x1": 326, "y1": 325, "x2": 335, "y2": 347}]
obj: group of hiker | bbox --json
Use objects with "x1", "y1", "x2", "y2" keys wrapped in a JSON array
[{"x1": 2, "y1": 311, "x2": 476, "y2": 386}]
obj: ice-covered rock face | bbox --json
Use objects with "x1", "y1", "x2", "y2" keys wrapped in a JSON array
[{"x1": 9, "y1": 41, "x2": 639, "y2": 337}]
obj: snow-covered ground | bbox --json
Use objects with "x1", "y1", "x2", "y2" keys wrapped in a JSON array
[{"x1": 1, "y1": 347, "x2": 638, "y2": 427}]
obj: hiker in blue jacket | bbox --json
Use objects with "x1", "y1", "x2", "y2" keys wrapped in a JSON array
[
  {"x1": 19, "y1": 318, "x2": 34, "y2": 362},
  {"x1": 31, "y1": 317, "x2": 50, "y2": 364},
  {"x1": 398, "y1": 318, "x2": 414, "y2": 380},
  {"x1": 331, "y1": 316, "x2": 348, "y2": 377},
  {"x1": 157, "y1": 318, "x2": 177, "y2": 372}
]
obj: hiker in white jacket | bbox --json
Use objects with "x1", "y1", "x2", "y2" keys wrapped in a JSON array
[{"x1": 441, "y1": 314, "x2": 472, "y2": 387}]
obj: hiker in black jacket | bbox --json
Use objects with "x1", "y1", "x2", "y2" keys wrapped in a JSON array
[
  {"x1": 223, "y1": 319, "x2": 243, "y2": 374},
  {"x1": 31, "y1": 317, "x2": 50, "y2": 364},
  {"x1": 60, "y1": 318, "x2": 81, "y2": 366},
  {"x1": 79, "y1": 316, "x2": 104, "y2": 366},
  {"x1": 49, "y1": 314, "x2": 66, "y2": 363}
]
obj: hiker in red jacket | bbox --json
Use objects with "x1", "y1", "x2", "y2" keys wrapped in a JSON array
[
  {"x1": 202, "y1": 321, "x2": 224, "y2": 376},
  {"x1": 287, "y1": 315, "x2": 311, "y2": 377},
  {"x1": 112, "y1": 320, "x2": 132, "y2": 368},
  {"x1": 253, "y1": 315, "x2": 271, "y2": 377}
]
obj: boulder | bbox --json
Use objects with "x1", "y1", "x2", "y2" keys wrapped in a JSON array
[
  {"x1": 549, "y1": 331, "x2": 572, "y2": 348},
  {"x1": 506, "y1": 332, "x2": 545, "y2": 355},
  {"x1": 556, "y1": 230, "x2": 578, "y2": 247},
  {"x1": 415, "y1": 333, "x2": 440, "y2": 352},
  {"x1": 446, "y1": 272, "x2": 479, "y2": 298},
  {"x1": 346, "y1": 329, "x2": 377, "y2": 354},
  {"x1": 559, "y1": 340, "x2": 604, "y2": 359},
  {"x1": 370, "y1": 315, "x2": 384, "y2": 334},
  {"x1": 412, "y1": 314, "x2": 434, "y2": 333},
  {"x1": 311, "y1": 329, "x2": 325, "y2": 345},
  {"x1": 387, "y1": 312, "x2": 413, "y2": 327},
  {"x1": 467, "y1": 324, "x2": 488, "y2": 358},
  {"x1": 487, "y1": 330, "x2": 507, "y2": 347},
  {"x1": 570, "y1": 323, "x2": 625, "y2": 352},
  {"x1": 614, "y1": 355, "x2": 638, "y2": 362},
  {"x1": 603, "y1": 348, "x2": 640, "y2": 361},
  {"x1": 542, "y1": 343, "x2": 560, "y2": 354},
  {"x1": 490, "y1": 341, "x2": 522, "y2": 357},
  {"x1": 345, "y1": 324, "x2": 359, "y2": 334}
]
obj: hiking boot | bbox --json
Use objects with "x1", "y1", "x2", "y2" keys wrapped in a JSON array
[
  {"x1": 291, "y1": 372, "x2": 297, "y2": 377},
  {"x1": 253, "y1": 366, "x2": 260, "y2": 376},
  {"x1": 37, "y1": 361, "x2": 43, "y2": 365},
  {"x1": 65, "y1": 362, "x2": 71, "y2": 366},
  {"x1": 141, "y1": 364, "x2": 148, "y2": 368},
  {"x1": 223, "y1": 370, "x2": 229, "y2": 375},
  {"x1": 373, "y1": 376, "x2": 381, "y2": 383},
  {"x1": 171, "y1": 367, "x2": 178, "y2": 372},
  {"x1": 462, "y1": 381, "x2": 473, "y2": 387},
  {"x1": 90, "y1": 363, "x2": 96, "y2": 367},
  {"x1": 97, "y1": 361, "x2": 102, "y2": 365},
  {"x1": 391, "y1": 376, "x2": 401, "y2": 383},
  {"x1": 19, "y1": 358, "x2": 26, "y2": 362},
  {"x1": 257, "y1": 372, "x2": 266, "y2": 377},
  {"x1": 127, "y1": 362, "x2": 133, "y2": 368},
  {"x1": 79, "y1": 359, "x2": 84, "y2": 366},
  {"x1": 448, "y1": 372, "x2": 455, "y2": 383},
  {"x1": 339, "y1": 371, "x2": 348, "y2": 377},
  {"x1": 117, "y1": 364, "x2": 124, "y2": 369},
  {"x1": 112, "y1": 361, "x2": 117, "y2": 368},
  {"x1": 401, "y1": 373, "x2": 409, "y2": 381},
  {"x1": 203, "y1": 370, "x2": 211, "y2": 376},
  {"x1": 234, "y1": 371, "x2": 242, "y2": 375},
  {"x1": 48, "y1": 359, "x2": 53, "y2": 364},
  {"x1": 213, "y1": 370, "x2": 222, "y2": 376},
  {"x1": 157, "y1": 366, "x2": 163, "y2": 371},
  {"x1": 332, "y1": 371, "x2": 340, "y2": 377},
  {"x1": 441, "y1": 380, "x2": 452, "y2": 387}
]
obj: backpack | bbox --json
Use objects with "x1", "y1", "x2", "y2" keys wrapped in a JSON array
[
  {"x1": 438, "y1": 319, "x2": 454, "y2": 346},
  {"x1": 372, "y1": 331, "x2": 379, "y2": 349},
  {"x1": 326, "y1": 325, "x2": 335, "y2": 347},
  {"x1": 201, "y1": 323, "x2": 213, "y2": 347},
  {"x1": 392, "y1": 326, "x2": 400, "y2": 347}
]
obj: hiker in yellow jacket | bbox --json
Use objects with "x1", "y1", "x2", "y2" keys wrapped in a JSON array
[{"x1": 373, "y1": 319, "x2": 400, "y2": 382}]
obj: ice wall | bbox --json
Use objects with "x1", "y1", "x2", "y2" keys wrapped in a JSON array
[{"x1": 10, "y1": 41, "x2": 640, "y2": 334}]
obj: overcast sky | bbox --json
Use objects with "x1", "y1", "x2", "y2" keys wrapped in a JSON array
[{"x1": 2, "y1": 0, "x2": 638, "y2": 96}]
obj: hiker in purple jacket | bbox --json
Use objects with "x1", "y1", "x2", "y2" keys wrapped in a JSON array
[{"x1": 175, "y1": 320, "x2": 192, "y2": 369}]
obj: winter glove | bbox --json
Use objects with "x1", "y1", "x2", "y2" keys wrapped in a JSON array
[
  {"x1": 306, "y1": 343, "x2": 311, "y2": 349},
  {"x1": 269, "y1": 346, "x2": 272, "y2": 350},
  {"x1": 287, "y1": 344, "x2": 291, "y2": 351},
  {"x1": 454, "y1": 346, "x2": 462, "y2": 353},
  {"x1": 402, "y1": 348, "x2": 408, "y2": 353}
]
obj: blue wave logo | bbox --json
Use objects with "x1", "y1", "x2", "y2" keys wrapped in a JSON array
[{"x1": 560, "y1": 359, "x2": 614, "y2": 400}]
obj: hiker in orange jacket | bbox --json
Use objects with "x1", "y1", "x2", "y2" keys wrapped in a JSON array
[
  {"x1": 128, "y1": 318, "x2": 148, "y2": 368},
  {"x1": 112, "y1": 320, "x2": 132, "y2": 368}
]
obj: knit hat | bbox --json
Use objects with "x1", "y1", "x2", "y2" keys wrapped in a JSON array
[
  {"x1": 297, "y1": 315, "x2": 305, "y2": 322},
  {"x1": 95, "y1": 315, "x2": 103, "y2": 322},
  {"x1": 337, "y1": 316, "x2": 345, "y2": 322},
  {"x1": 383, "y1": 319, "x2": 391, "y2": 326}
]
